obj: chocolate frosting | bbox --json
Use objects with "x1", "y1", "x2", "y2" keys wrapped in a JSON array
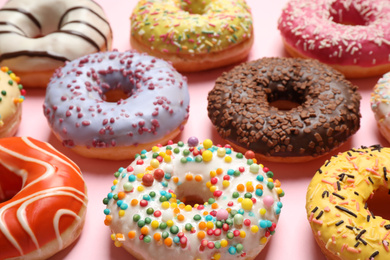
[{"x1": 207, "y1": 57, "x2": 361, "y2": 158}]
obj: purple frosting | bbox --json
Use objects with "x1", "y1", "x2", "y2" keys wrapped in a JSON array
[{"x1": 43, "y1": 50, "x2": 190, "y2": 149}]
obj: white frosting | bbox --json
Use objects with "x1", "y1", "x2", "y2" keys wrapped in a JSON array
[
  {"x1": 0, "y1": 0, "x2": 112, "y2": 72},
  {"x1": 104, "y1": 139, "x2": 284, "y2": 259}
]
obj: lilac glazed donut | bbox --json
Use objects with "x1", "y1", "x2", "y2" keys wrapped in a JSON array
[{"x1": 43, "y1": 50, "x2": 190, "y2": 160}]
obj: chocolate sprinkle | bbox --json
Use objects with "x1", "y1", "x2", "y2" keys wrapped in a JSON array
[
  {"x1": 369, "y1": 251, "x2": 379, "y2": 259},
  {"x1": 207, "y1": 57, "x2": 361, "y2": 158},
  {"x1": 335, "y1": 205, "x2": 357, "y2": 218},
  {"x1": 332, "y1": 192, "x2": 345, "y2": 200}
]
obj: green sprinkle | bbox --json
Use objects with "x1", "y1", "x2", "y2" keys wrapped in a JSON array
[
  {"x1": 143, "y1": 235, "x2": 151, "y2": 243},
  {"x1": 1, "y1": 90, "x2": 6, "y2": 96},
  {"x1": 185, "y1": 223, "x2": 192, "y2": 231},
  {"x1": 133, "y1": 214, "x2": 141, "y2": 222},
  {"x1": 170, "y1": 225, "x2": 179, "y2": 234},
  {"x1": 236, "y1": 153, "x2": 243, "y2": 159},
  {"x1": 193, "y1": 214, "x2": 202, "y2": 221},
  {"x1": 8, "y1": 80, "x2": 13, "y2": 86},
  {"x1": 159, "y1": 222, "x2": 167, "y2": 230},
  {"x1": 137, "y1": 220, "x2": 145, "y2": 228},
  {"x1": 162, "y1": 231, "x2": 169, "y2": 239}
]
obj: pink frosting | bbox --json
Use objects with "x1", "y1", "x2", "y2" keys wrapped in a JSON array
[
  {"x1": 278, "y1": 0, "x2": 390, "y2": 67},
  {"x1": 43, "y1": 50, "x2": 190, "y2": 149}
]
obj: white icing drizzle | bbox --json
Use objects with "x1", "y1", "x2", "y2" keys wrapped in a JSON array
[{"x1": 53, "y1": 209, "x2": 81, "y2": 249}]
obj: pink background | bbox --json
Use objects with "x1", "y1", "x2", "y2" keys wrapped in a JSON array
[{"x1": 0, "y1": 0, "x2": 387, "y2": 259}]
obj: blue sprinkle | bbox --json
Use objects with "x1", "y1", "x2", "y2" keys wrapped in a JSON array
[
  {"x1": 173, "y1": 236, "x2": 180, "y2": 243},
  {"x1": 267, "y1": 220, "x2": 272, "y2": 228},
  {"x1": 277, "y1": 202, "x2": 283, "y2": 208},
  {"x1": 107, "y1": 193, "x2": 114, "y2": 199},
  {"x1": 120, "y1": 203, "x2": 128, "y2": 210},
  {"x1": 162, "y1": 181, "x2": 168, "y2": 187},
  {"x1": 186, "y1": 157, "x2": 193, "y2": 162},
  {"x1": 237, "y1": 209, "x2": 244, "y2": 215},
  {"x1": 111, "y1": 185, "x2": 116, "y2": 191},
  {"x1": 141, "y1": 149, "x2": 147, "y2": 154},
  {"x1": 117, "y1": 200, "x2": 123, "y2": 207},
  {"x1": 205, "y1": 215, "x2": 213, "y2": 221},
  {"x1": 225, "y1": 148, "x2": 232, "y2": 154},
  {"x1": 227, "y1": 169, "x2": 235, "y2": 175},
  {"x1": 275, "y1": 208, "x2": 281, "y2": 215},
  {"x1": 160, "y1": 190, "x2": 167, "y2": 196},
  {"x1": 143, "y1": 195, "x2": 151, "y2": 201},
  {"x1": 228, "y1": 246, "x2": 236, "y2": 255},
  {"x1": 104, "y1": 209, "x2": 110, "y2": 215},
  {"x1": 165, "y1": 173, "x2": 172, "y2": 180},
  {"x1": 255, "y1": 189, "x2": 263, "y2": 196},
  {"x1": 128, "y1": 175, "x2": 136, "y2": 182},
  {"x1": 118, "y1": 167, "x2": 125, "y2": 173},
  {"x1": 256, "y1": 175, "x2": 264, "y2": 182},
  {"x1": 259, "y1": 220, "x2": 267, "y2": 228}
]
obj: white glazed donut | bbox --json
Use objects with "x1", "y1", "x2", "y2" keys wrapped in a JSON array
[
  {"x1": 103, "y1": 137, "x2": 284, "y2": 260},
  {"x1": 0, "y1": 0, "x2": 112, "y2": 87},
  {"x1": 371, "y1": 72, "x2": 390, "y2": 142}
]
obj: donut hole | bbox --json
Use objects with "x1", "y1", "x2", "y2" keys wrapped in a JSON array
[
  {"x1": 99, "y1": 72, "x2": 135, "y2": 102},
  {"x1": 0, "y1": 169, "x2": 23, "y2": 203},
  {"x1": 366, "y1": 187, "x2": 390, "y2": 220},
  {"x1": 174, "y1": 181, "x2": 213, "y2": 207},
  {"x1": 102, "y1": 89, "x2": 132, "y2": 102},
  {"x1": 266, "y1": 84, "x2": 305, "y2": 111},
  {"x1": 329, "y1": 1, "x2": 372, "y2": 26},
  {"x1": 179, "y1": 0, "x2": 208, "y2": 14}
]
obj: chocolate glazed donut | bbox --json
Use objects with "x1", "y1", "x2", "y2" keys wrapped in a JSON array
[{"x1": 207, "y1": 57, "x2": 361, "y2": 162}]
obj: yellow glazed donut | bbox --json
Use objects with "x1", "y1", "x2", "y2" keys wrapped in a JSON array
[
  {"x1": 306, "y1": 146, "x2": 390, "y2": 260},
  {"x1": 130, "y1": 0, "x2": 254, "y2": 72},
  {"x1": 0, "y1": 66, "x2": 24, "y2": 138},
  {"x1": 371, "y1": 72, "x2": 390, "y2": 143},
  {"x1": 0, "y1": 0, "x2": 112, "y2": 87},
  {"x1": 103, "y1": 137, "x2": 284, "y2": 259}
]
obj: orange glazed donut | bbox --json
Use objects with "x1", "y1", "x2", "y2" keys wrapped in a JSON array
[
  {"x1": 130, "y1": 0, "x2": 254, "y2": 72},
  {"x1": 306, "y1": 146, "x2": 390, "y2": 260},
  {"x1": 278, "y1": 0, "x2": 390, "y2": 78},
  {"x1": 0, "y1": 0, "x2": 112, "y2": 87},
  {"x1": 0, "y1": 137, "x2": 88, "y2": 259}
]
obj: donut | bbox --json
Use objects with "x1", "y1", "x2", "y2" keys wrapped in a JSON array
[
  {"x1": 277, "y1": 0, "x2": 390, "y2": 78},
  {"x1": 103, "y1": 137, "x2": 284, "y2": 260},
  {"x1": 130, "y1": 0, "x2": 254, "y2": 72},
  {"x1": 0, "y1": 66, "x2": 25, "y2": 137},
  {"x1": 305, "y1": 145, "x2": 390, "y2": 260},
  {"x1": 0, "y1": 136, "x2": 87, "y2": 259},
  {"x1": 207, "y1": 57, "x2": 361, "y2": 163},
  {"x1": 43, "y1": 50, "x2": 190, "y2": 160},
  {"x1": 371, "y1": 72, "x2": 390, "y2": 143},
  {"x1": 0, "y1": 0, "x2": 112, "y2": 88}
]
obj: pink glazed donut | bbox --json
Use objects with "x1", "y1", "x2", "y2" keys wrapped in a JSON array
[
  {"x1": 43, "y1": 50, "x2": 190, "y2": 160},
  {"x1": 278, "y1": 0, "x2": 390, "y2": 78}
]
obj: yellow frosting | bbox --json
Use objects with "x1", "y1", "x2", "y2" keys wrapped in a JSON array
[
  {"x1": 306, "y1": 146, "x2": 390, "y2": 259},
  {"x1": 130, "y1": 0, "x2": 253, "y2": 55},
  {"x1": 0, "y1": 67, "x2": 24, "y2": 134}
]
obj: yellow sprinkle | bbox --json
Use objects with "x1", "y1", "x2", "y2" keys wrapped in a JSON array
[
  {"x1": 136, "y1": 173, "x2": 144, "y2": 180},
  {"x1": 268, "y1": 178, "x2": 274, "y2": 183},
  {"x1": 260, "y1": 237, "x2": 268, "y2": 244},
  {"x1": 206, "y1": 181, "x2": 212, "y2": 188},
  {"x1": 159, "y1": 152, "x2": 167, "y2": 157},
  {"x1": 1, "y1": 66, "x2": 8, "y2": 72},
  {"x1": 164, "y1": 155, "x2": 172, "y2": 162},
  {"x1": 151, "y1": 220, "x2": 159, "y2": 229},
  {"x1": 224, "y1": 156, "x2": 232, "y2": 163},
  {"x1": 210, "y1": 170, "x2": 217, "y2": 177},
  {"x1": 240, "y1": 230, "x2": 246, "y2": 238},
  {"x1": 210, "y1": 186, "x2": 217, "y2": 192},
  {"x1": 113, "y1": 179, "x2": 118, "y2": 185},
  {"x1": 203, "y1": 139, "x2": 213, "y2": 149},
  {"x1": 166, "y1": 220, "x2": 174, "y2": 227},
  {"x1": 250, "y1": 225, "x2": 259, "y2": 233},
  {"x1": 137, "y1": 186, "x2": 144, "y2": 192},
  {"x1": 110, "y1": 233, "x2": 116, "y2": 240},
  {"x1": 205, "y1": 40, "x2": 213, "y2": 47},
  {"x1": 241, "y1": 198, "x2": 253, "y2": 211},
  {"x1": 161, "y1": 201, "x2": 170, "y2": 209},
  {"x1": 260, "y1": 208, "x2": 267, "y2": 215},
  {"x1": 114, "y1": 241, "x2": 122, "y2": 247},
  {"x1": 222, "y1": 180, "x2": 230, "y2": 188},
  {"x1": 184, "y1": 205, "x2": 192, "y2": 211},
  {"x1": 237, "y1": 197, "x2": 243, "y2": 203},
  {"x1": 118, "y1": 210, "x2": 125, "y2": 217},
  {"x1": 206, "y1": 221, "x2": 214, "y2": 229},
  {"x1": 202, "y1": 150, "x2": 213, "y2": 162},
  {"x1": 214, "y1": 253, "x2": 221, "y2": 260},
  {"x1": 221, "y1": 239, "x2": 228, "y2": 247},
  {"x1": 152, "y1": 146, "x2": 160, "y2": 152},
  {"x1": 170, "y1": 202, "x2": 178, "y2": 208},
  {"x1": 150, "y1": 159, "x2": 160, "y2": 168}
]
